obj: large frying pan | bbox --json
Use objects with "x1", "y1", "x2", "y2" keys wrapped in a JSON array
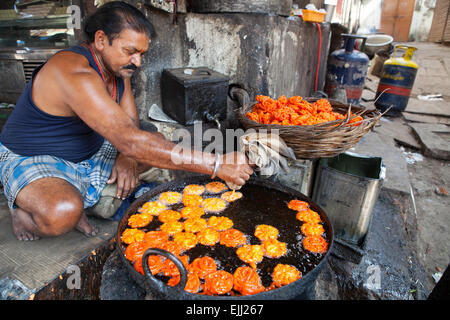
[{"x1": 116, "y1": 175, "x2": 334, "y2": 300}]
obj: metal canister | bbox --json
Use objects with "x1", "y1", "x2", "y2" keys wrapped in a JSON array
[
  {"x1": 375, "y1": 45, "x2": 418, "y2": 115},
  {"x1": 324, "y1": 34, "x2": 369, "y2": 105},
  {"x1": 312, "y1": 152, "x2": 385, "y2": 245}
]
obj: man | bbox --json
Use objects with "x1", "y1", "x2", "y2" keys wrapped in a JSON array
[{"x1": 0, "y1": 2, "x2": 253, "y2": 241}]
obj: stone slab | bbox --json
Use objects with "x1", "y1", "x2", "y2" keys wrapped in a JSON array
[
  {"x1": 405, "y1": 98, "x2": 450, "y2": 117},
  {"x1": 375, "y1": 118, "x2": 422, "y2": 149},
  {"x1": 403, "y1": 112, "x2": 450, "y2": 125},
  {"x1": 350, "y1": 131, "x2": 411, "y2": 195},
  {"x1": 408, "y1": 123, "x2": 450, "y2": 160}
]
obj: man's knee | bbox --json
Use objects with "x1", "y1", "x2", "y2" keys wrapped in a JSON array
[{"x1": 37, "y1": 197, "x2": 84, "y2": 236}]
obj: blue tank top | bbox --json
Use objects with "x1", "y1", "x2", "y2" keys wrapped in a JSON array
[{"x1": 0, "y1": 45, "x2": 125, "y2": 163}]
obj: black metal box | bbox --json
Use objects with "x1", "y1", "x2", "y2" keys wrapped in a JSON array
[{"x1": 161, "y1": 67, "x2": 230, "y2": 125}]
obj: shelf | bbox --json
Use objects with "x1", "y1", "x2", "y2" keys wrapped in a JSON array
[{"x1": 0, "y1": 15, "x2": 71, "y2": 29}]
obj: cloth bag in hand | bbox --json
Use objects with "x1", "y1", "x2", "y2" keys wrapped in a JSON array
[{"x1": 226, "y1": 132, "x2": 296, "y2": 190}]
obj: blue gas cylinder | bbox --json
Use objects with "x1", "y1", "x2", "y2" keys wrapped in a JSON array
[{"x1": 325, "y1": 34, "x2": 369, "y2": 105}]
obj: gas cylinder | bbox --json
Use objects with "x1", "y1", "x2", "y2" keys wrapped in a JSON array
[
  {"x1": 325, "y1": 34, "x2": 369, "y2": 105},
  {"x1": 375, "y1": 45, "x2": 418, "y2": 115}
]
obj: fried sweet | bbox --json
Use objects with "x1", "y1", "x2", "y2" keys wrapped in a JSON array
[
  {"x1": 173, "y1": 232, "x2": 198, "y2": 251},
  {"x1": 254, "y1": 224, "x2": 279, "y2": 241},
  {"x1": 197, "y1": 227, "x2": 220, "y2": 246},
  {"x1": 236, "y1": 245, "x2": 264, "y2": 269},
  {"x1": 139, "y1": 201, "x2": 167, "y2": 216},
  {"x1": 233, "y1": 266, "x2": 265, "y2": 296},
  {"x1": 160, "y1": 220, "x2": 184, "y2": 235},
  {"x1": 134, "y1": 255, "x2": 164, "y2": 276},
  {"x1": 168, "y1": 273, "x2": 201, "y2": 294},
  {"x1": 300, "y1": 222, "x2": 325, "y2": 237},
  {"x1": 202, "y1": 197, "x2": 227, "y2": 213},
  {"x1": 183, "y1": 184, "x2": 206, "y2": 196},
  {"x1": 183, "y1": 217, "x2": 208, "y2": 233},
  {"x1": 204, "y1": 270, "x2": 234, "y2": 295},
  {"x1": 161, "y1": 255, "x2": 189, "y2": 277},
  {"x1": 124, "y1": 241, "x2": 148, "y2": 262},
  {"x1": 128, "y1": 213, "x2": 153, "y2": 228},
  {"x1": 287, "y1": 199, "x2": 309, "y2": 211},
  {"x1": 180, "y1": 206, "x2": 205, "y2": 219},
  {"x1": 205, "y1": 181, "x2": 228, "y2": 194},
  {"x1": 143, "y1": 230, "x2": 170, "y2": 248},
  {"x1": 221, "y1": 191, "x2": 243, "y2": 202},
  {"x1": 262, "y1": 239, "x2": 287, "y2": 258},
  {"x1": 121, "y1": 228, "x2": 146, "y2": 245},
  {"x1": 208, "y1": 216, "x2": 233, "y2": 231},
  {"x1": 188, "y1": 256, "x2": 217, "y2": 279},
  {"x1": 303, "y1": 235, "x2": 328, "y2": 253},
  {"x1": 158, "y1": 209, "x2": 182, "y2": 223},
  {"x1": 296, "y1": 209, "x2": 321, "y2": 224},
  {"x1": 219, "y1": 229, "x2": 247, "y2": 248},
  {"x1": 158, "y1": 191, "x2": 182, "y2": 205},
  {"x1": 182, "y1": 193, "x2": 203, "y2": 207},
  {"x1": 272, "y1": 264, "x2": 301, "y2": 287}
]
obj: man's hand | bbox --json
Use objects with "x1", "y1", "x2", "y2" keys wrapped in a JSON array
[
  {"x1": 107, "y1": 153, "x2": 139, "y2": 200},
  {"x1": 216, "y1": 152, "x2": 253, "y2": 187}
]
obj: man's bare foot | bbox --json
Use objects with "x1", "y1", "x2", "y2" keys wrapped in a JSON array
[
  {"x1": 11, "y1": 208, "x2": 40, "y2": 241},
  {"x1": 75, "y1": 212, "x2": 99, "y2": 237}
]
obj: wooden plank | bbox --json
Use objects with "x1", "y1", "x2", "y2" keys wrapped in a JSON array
[
  {"x1": 428, "y1": 0, "x2": 450, "y2": 42},
  {"x1": 190, "y1": 0, "x2": 293, "y2": 16}
]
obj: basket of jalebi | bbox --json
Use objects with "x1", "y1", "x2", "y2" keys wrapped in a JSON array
[{"x1": 238, "y1": 95, "x2": 384, "y2": 159}]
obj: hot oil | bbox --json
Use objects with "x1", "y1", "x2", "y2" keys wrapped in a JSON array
[{"x1": 120, "y1": 179, "x2": 330, "y2": 293}]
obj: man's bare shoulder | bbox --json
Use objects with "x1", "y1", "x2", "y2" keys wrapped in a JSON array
[{"x1": 44, "y1": 50, "x2": 96, "y2": 78}]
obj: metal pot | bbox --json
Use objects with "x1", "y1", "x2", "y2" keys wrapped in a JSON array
[{"x1": 116, "y1": 176, "x2": 334, "y2": 300}]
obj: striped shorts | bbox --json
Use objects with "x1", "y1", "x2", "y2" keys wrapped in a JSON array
[{"x1": 0, "y1": 140, "x2": 118, "y2": 209}]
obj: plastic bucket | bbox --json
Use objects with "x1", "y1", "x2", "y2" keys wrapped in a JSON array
[{"x1": 312, "y1": 152, "x2": 385, "y2": 245}]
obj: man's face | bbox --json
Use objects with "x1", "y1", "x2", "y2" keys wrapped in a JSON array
[{"x1": 100, "y1": 28, "x2": 149, "y2": 79}]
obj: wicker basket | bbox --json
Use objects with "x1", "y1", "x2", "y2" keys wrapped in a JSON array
[{"x1": 238, "y1": 98, "x2": 384, "y2": 159}]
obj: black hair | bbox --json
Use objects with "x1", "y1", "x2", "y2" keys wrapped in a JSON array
[{"x1": 83, "y1": 1, "x2": 156, "y2": 44}]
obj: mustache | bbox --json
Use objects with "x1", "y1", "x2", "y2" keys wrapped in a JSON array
[{"x1": 123, "y1": 64, "x2": 137, "y2": 71}]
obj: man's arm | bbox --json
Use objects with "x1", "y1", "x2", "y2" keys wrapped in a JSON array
[
  {"x1": 59, "y1": 67, "x2": 252, "y2": 186},
  {"x1": 107, "y1": 78, "x2": 140, "y2": 199}
]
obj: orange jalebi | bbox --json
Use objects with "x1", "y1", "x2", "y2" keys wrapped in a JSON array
[
  {"x1": 180, "y1": 206, "x2": 205, "y2": 219},
  {"x1": 128, "y1": 213, "x2": 153, "y2": 228},
  {"x1": 219, "y1": 229, "x2": 247, "y2": 248},
  {"x1": 188, "y1": 256, "x2": 217, "y2": 279},
  {"x1": 182, "y1": 194, "x2": 203, "y2": 207},
  {"x1": 168, "y1": 273, "x2": 202, "y2": 294},
  {"x1": 236, "y1": 245, "x2": 264, "y2": 269},
  {"x1": 208, "y1": 216, "x2": 233, "y2": 231},
  {"x1": 296, "y1": 209, "x2": 322, "y2": 224},
  {"x1": 300, "y1": 223, "x2": 325, "y2": 237},
  {"x1": 197, "y1": 227, "x2": 220, "y2": 246},
  {"x1": 173, "y1": 232, "x2": 198, "y2": 251},
  {"x1": 303, "y1": 235, "x2": 328, "y2": 253},
  {"x1": 158, "y1": 209, "x2": 182, "y2": 223},
  {"x1": 203, "y1": 270, "x2": 234, "y2": 295},
  {"x1": 272, "y1": 264, "x2": 302, "y2": 287},
  {"x1": 233, "y1": 266, "x2": 265, "y2": 296},
  {"x1": 121, "y1": 228, "x2": 145, "y2": 244},
  {"x1": 246, "y1": 95, "x2": 363, "y2": 127},
  {"x1": 254, "y1": 224, "x2": 279, "y2": 241},
  {"x1": 143, "y1": 230, "x2": 169, "y2": 248},
  {"x1": 261, "y1": 239, "x2": 287, "y2": 258},
  {"x1": 287, "y1": 199, "x2": 309, "y2": 212}
]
